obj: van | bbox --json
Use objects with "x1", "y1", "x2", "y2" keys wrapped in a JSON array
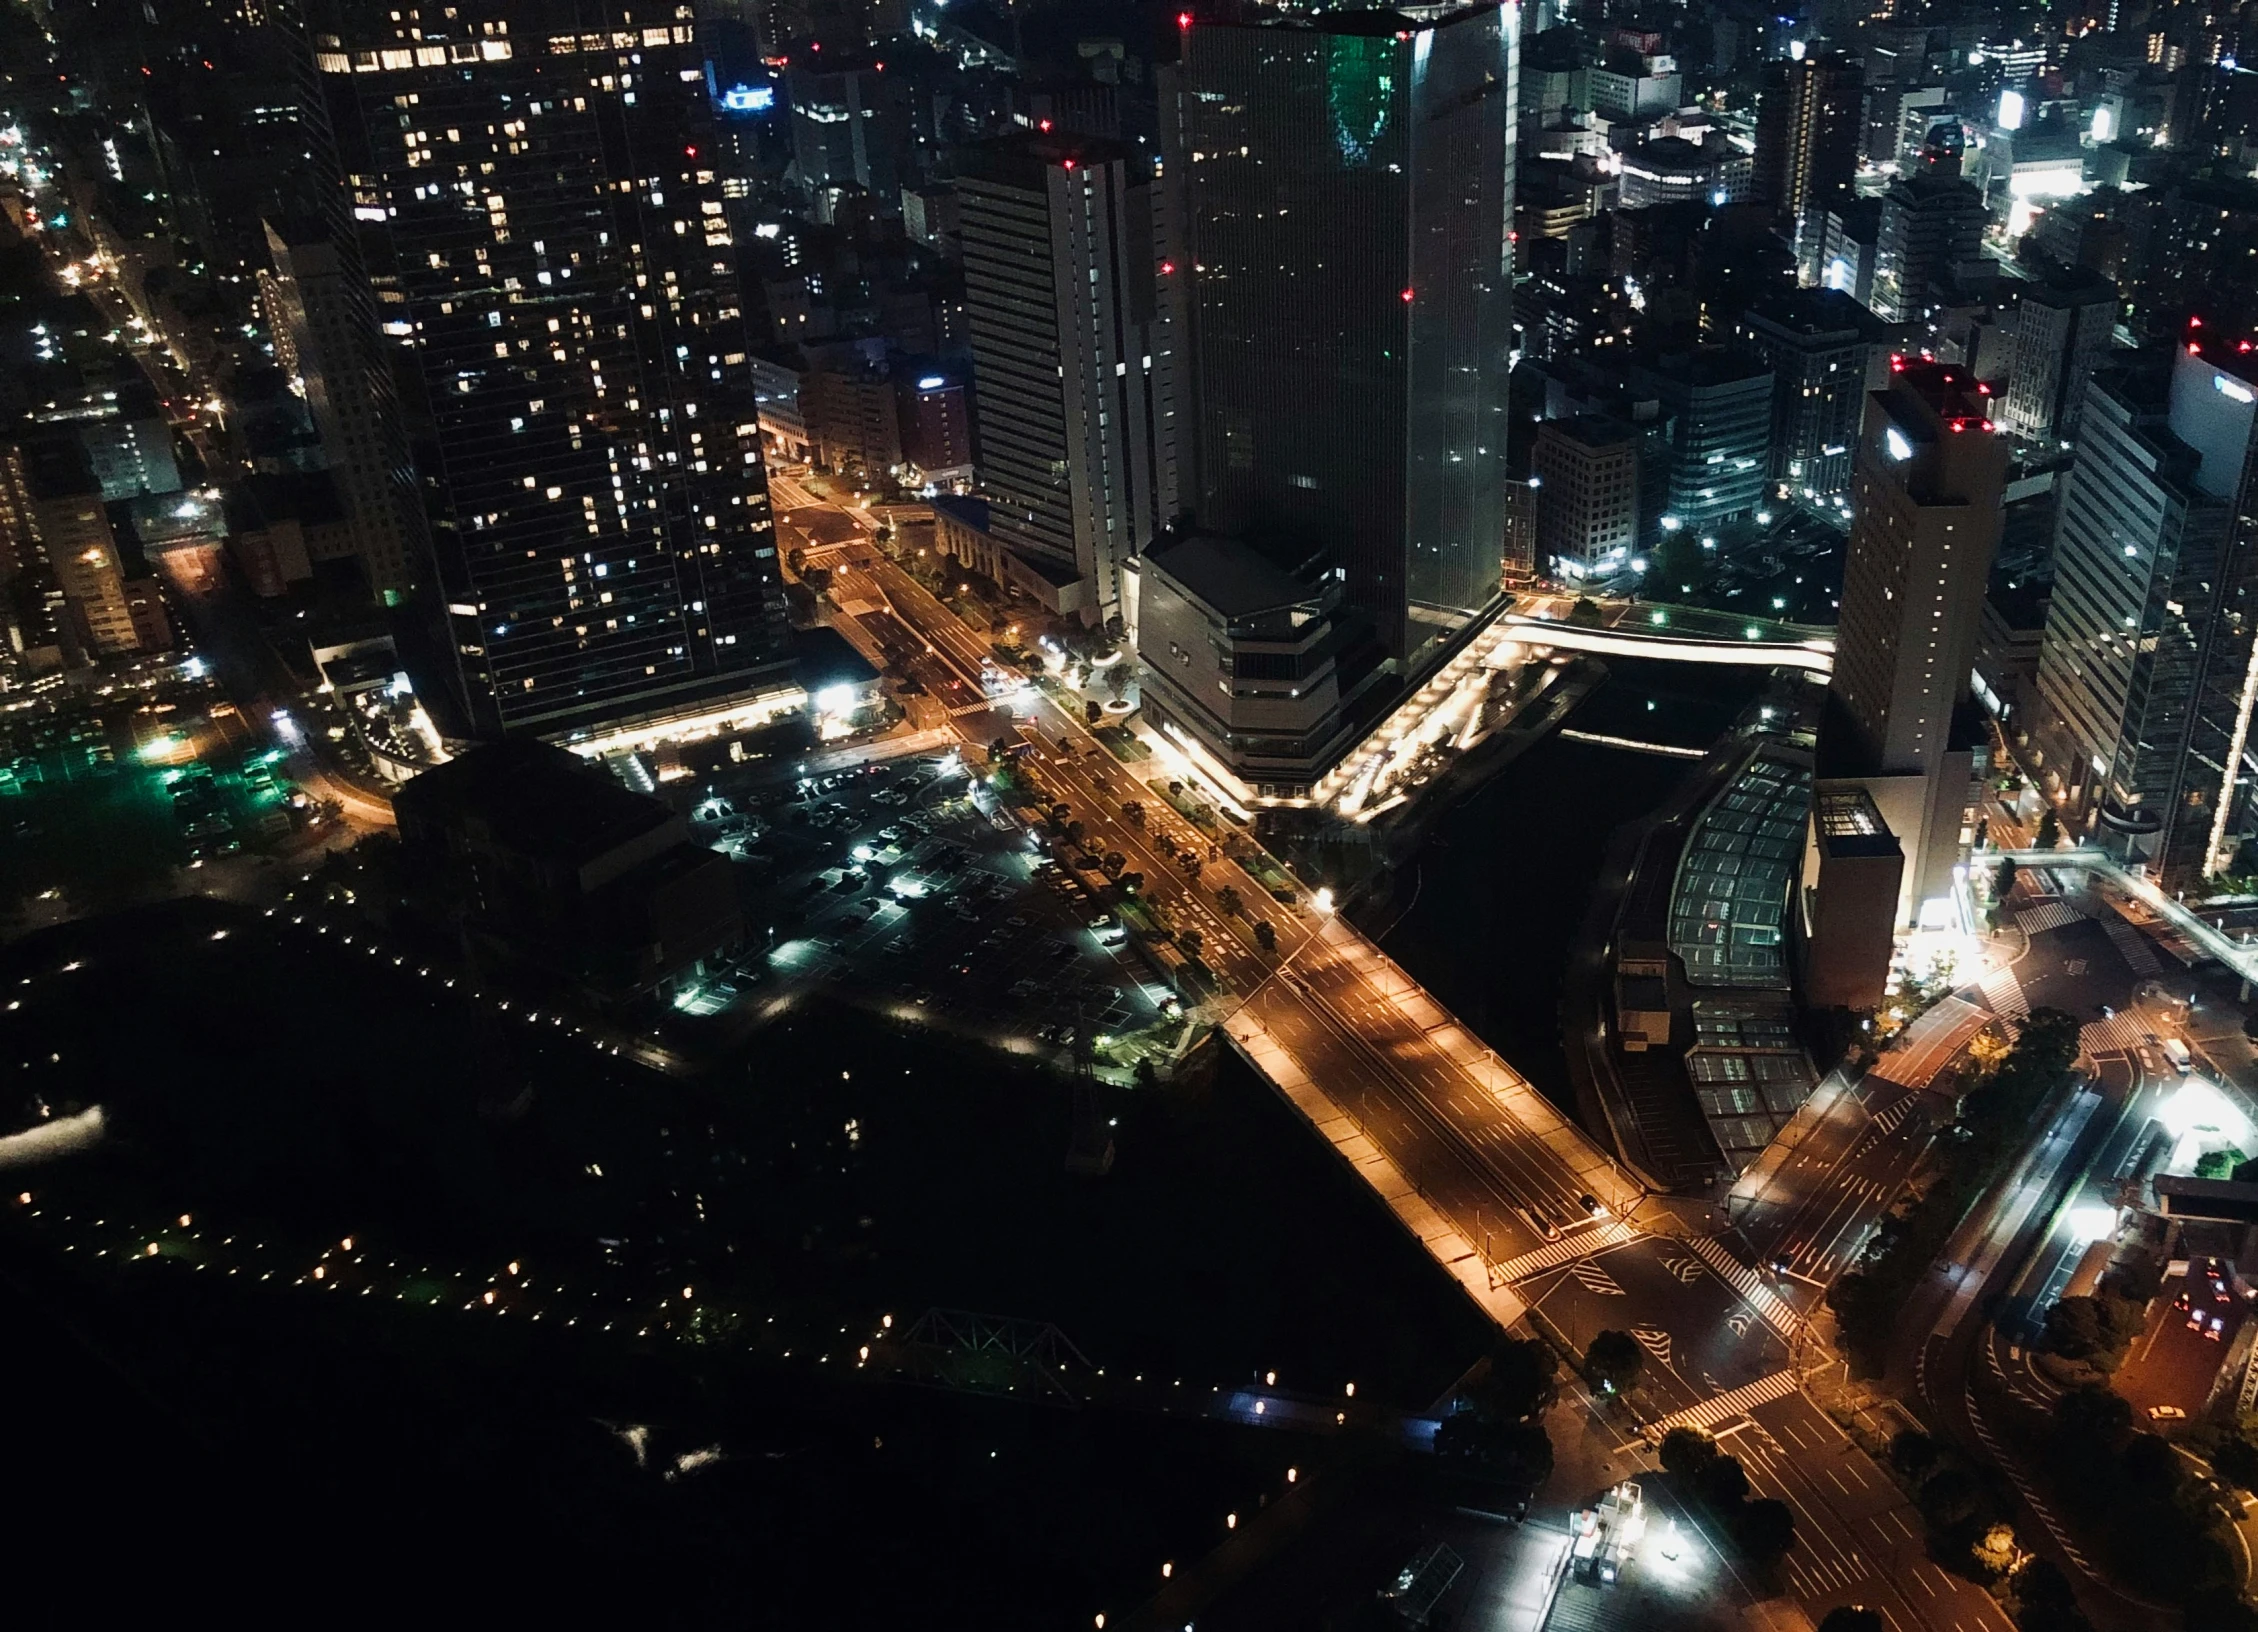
[{"x1": 2163, "y1": 1036, "x2": 2194, "y2": 1074}]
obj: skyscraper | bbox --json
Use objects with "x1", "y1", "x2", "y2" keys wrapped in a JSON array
[
  {"x1": 1753, "y1": 50, "x2": 1863, "y2": 280},
  {"x1": 2030, "y1": 344, "x2": 2258, "y2": 885},
  {"x1": 1999, "y1": 267, "x2": 2119, "y2": 446},
  {"x1": 1163, "y1": 3, "x2": 1516, "y2": 673},
  {"x1": 1530, "y1": 416, "x2": 1639, "y2": 589},
  {"x1": 957, "y1": 136, "x2": 1173, "y2": 625},
  {"x1": 259, "y1": 220, "x2": 423, "y2": 601},
  {"x1": 1735, "y1": 287, "x2": 1890, "y2": 509},
  {"x1": 1872, "y1": 131, "x2": 1987, "y2": 327},
  {"x1": 314, "y1": 0, "x2": 793, "y2": 741},
  {"x1": 1630, "y1": 349, "x2": 1774, "y2": 538},
  {"x1": 1826, "y1": 359, "x2": 2006, "y2": 925}
]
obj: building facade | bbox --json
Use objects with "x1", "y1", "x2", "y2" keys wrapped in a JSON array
[
  {"x1": 1827, "y1": 359, "x2": 2007, "y2": 926},
  {"x1": 1164, "y1": 3, "x2": 1516, "y2": 673},
  {"x1": 2030, "y1": 346, "x2": 2258, "y2": 885},
  {"x1": 1735, "y1": 289, "x2": 1889, "y2": 508},
  {"x1": 2000, "y1": 268, "x2": 2120, "y2": 447},
  {"x1": 317, "y1": 0, "x2": 794, "y2": 741},
  {"x1": 1531, "y1": 415, "x2": 1639, "y2": 589},
  {"x1": 957, "y1": 136, "x2": 1171, "y2": 625}
]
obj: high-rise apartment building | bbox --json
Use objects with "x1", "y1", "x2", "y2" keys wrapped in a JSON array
[
  {"x1": 1735, "y1": 288, "x2": 1890, "y2": 508},
  {"x1": 314, "y1": 0, "x2": 793, "y2": 741},
  {"x1": 259, "y1": 219, "x2": 421, "y2": 600},
  {"x1": 1163, "y1": 3, "x2": 1516, "y2": 673},
  {"x1": 2030, "y1": 345, "x2": 2258, "y2": 885},
  {"x1": 1999, "y1": 268, "x2": 2119, "y2": 446},
  {"x1": 957, "y1": 136, "x2": 1173, "y2": 625},
  {"x1": 1754, "y1": 50, "x2": 1863, "y2": 279},
  {"x1": 1531, "y1": 416, "x2": 1639, "y2": 589},
  {"x1": 1826, "y1": 359, "x2": 2007, "y2": 926}
]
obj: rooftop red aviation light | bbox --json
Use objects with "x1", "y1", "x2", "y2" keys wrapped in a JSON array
[
  {"x1": 1401, "y1": 287, "x2": 1415, "y2": 303},
  {"x1": 1159, "y1": 260, "x2": 1176, "y2": 275},
  {"x1": 1178, "y1": 11, "x2": 1193, "y2": 28}
]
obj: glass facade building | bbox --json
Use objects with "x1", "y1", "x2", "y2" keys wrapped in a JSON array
[
  {"x1": 2032, "y1": 346, "x2": 2258, "y2": 884},
  {"x1": 1165, "y1": 3, "x2": 1516, "y2": 673},
  {"x1": 317, "y1": 0, "x2": 792, "y2": 739}
]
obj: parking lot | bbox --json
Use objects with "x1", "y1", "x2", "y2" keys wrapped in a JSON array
[{"x1": 670, "y1": 750, "x2": 1182, "y2": 1067}]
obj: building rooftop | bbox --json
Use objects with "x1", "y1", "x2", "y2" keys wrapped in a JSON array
[
  {"x1": 1667, "y1": 746, "x2": 1813, "y2": 990},
  {"x1": 394, "y1": 740, "x2": 675, "y2": 868},
  {"x1": 1149, "y1": 535, "x2": 1322, "y2": 620},
  {"x1": 1813, "y1": 785, "x2": 1902, "y2": 859}
]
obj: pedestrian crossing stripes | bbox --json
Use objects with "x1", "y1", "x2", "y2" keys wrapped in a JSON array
[
  {"x1": 1978, "y1": 965, "x2": 2029, "y2": 1020},
  {"x1": 2102, "y1": 917, "x2": 2165, "y2": 976},
  {"x1": 2017, "y1": 901, "x2": 2084, "y2": 934},
  {"x1": 2081, "y1": 1011, "x2": 2149, "y2": 1055},
  {"x1": 1630, "y1": 1325, "x2": 1673, "y2": 1365},
  {"x1": 1569, "y1": 1258, "x2": 1629, "y2": 1297},
  {"x1": 1870, "y1": 1093, "x2": 1921, "y2": 1137},
  {"x1": 1686, "y1": 1234, "x2": 1803, "y2": 1337},
  {"x1": 1644, "y1": 1368, "x2": 1800, "y2": 1437},
  {"x1": 1494, "y1": 1219, "x2": 1638, "y2": 1285}
]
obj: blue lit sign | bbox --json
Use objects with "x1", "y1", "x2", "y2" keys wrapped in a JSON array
[
  {"x1": 917, "y1": 375, "x2": 945, "y2": 390},
  {"x1": 722, "y1": 83, "x2": 776, "y2": 112}
]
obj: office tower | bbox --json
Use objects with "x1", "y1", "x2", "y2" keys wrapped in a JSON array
[
  {"x1": 2000, "y1": 268, "x2": 2119, "y2": 446},
  {"x1": 1827, "y1": 359, "x2": 2006, "y2": 925},
  {"x1": 259, "y1": 221, "x2": 420, "y2": 600},
  {"x1": 1618, "y1": 136, "x2": 1750, "y2": 210},
  {"x1": 1735, "y1": 288, "x2": 1889, "y2": 508},
  {"x1": 315, "y1": 0, "x2": 793, "y2": 741},
  {"x1": 1872, "y1": 131, "x2": 1987, "y2": 325},
  {"x1": 2030, "y1": 345, "x2": 2258, "y2": 885},
  {"x1": 957, "y1": 135, "x2": 1171, "y2": 625},
  {"x1": 803, "y1": 359, "x2": 902, "y2": 476},
  {"x1": 895, "y1": 369, "x2": 972, "y2": 483},
  {"x1": 1165, "y1": 3, "x2": 1516, "y2": 673},
  {"x1": 787, "y1": 59, "x2": 912, "y2": 203},
  {"x1": 1630, "y1": 350, "x2": 1774, "y2": 537},
  {"x1": 1753, "y1": 50, "x2": 1863, "y2": 278},
  {"x1": 1531, "y1": 416, "x2": 1640, "y2": 589},
  {"x1": 1819, "y1": 197, "x2": 1882, "y2": 307}
]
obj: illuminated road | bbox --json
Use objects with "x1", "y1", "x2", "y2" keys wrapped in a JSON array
[{"x1": 789, "y1": 488, "x2": 2012, "y2": 1631}]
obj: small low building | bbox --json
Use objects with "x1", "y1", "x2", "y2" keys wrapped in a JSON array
[
  {"x1": 932, "y1": 496, "x2": 1089, "y2": 618},
  {"x1": 1799, "y1": 782, "x2": 1905, "y2": 1011},
  {"x1": 395, "y1": 741, "x2": 742, "y2": 1007},
  {"x1": 1134, "y1": 535, "x2": 1354, "y2": 801}
]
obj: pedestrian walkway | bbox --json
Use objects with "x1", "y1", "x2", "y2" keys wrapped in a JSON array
[
  {"x1": 1871, "y1": 1093, "x2": 1922, "y2": 1137},
  {"x1": 2017, "y1": 901, "x2": 2084, "y2": 934},
  {"x1": 1495, "y1": 1219, "x2": 1639, "y2": 1286},
  {"x1": 1979, "y1": 965, "x2": 2030, "y2": 1020},
  {"x1": 1645, "y1": 1368, "x2": 1801, "y2": 1437},
  {"x1": 1687, "y1": 1233, "x2": 1805, "y2": 1338},
  {"x1": 2102, "y1": 917, "x2": 2164, "y2": 976},
  {"x1": 2081, "y1": 1012, "x2": 2148, "y2": 1055}
]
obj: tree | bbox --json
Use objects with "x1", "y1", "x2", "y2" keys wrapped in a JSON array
[
  {"x1": 1568, "y1": 596, "x2": 1605, "y2": 628},
  {"x1": 1659, "y1": 1427, "x2": 1719, "y2": 1479},
  {"x1": 1085, "y1": 700, "x2": 1102, "y2": 724},
  {"x1": 1216, "y1": 885, "x2": 1243, "y2": 917},
  {"x1": 2041, "y1": 1296, "x2": 2108, "y2": 1360},
  {"x1": 1118, "y1": 872, "x2": 1145, "y2": 895},
  {"x1": 1178, "y1": 928, "x2": 1204, "y2": 961},
  {"x1": 1253, "y1": 920, "x2": 1277, "y2": 954},
  {"x1": 1583, "y1": 1329, "x2": 1643, "y2": 1395},
  {"x1": 1817, "y1": 1611, "x2": 1884, "y2": 1632},
  {"x1": 1732, "y1": 1496, "x2": 1796, "y2": 1561},
  {"x1": 1469, "y1": 1336, "x2": 1559, "y2": 1423},
  {"x1": 1101, "y1": 852, "x2": 1124, "y2": 878},
  {"x1": 1696, "y1": 1453, "x2": 1751, "y2": 1510},
  {"x1": 1918, "y1": 1466, "x2": 1985, "y2": 1532},
  {"x1": 1889, "y1": 1428, "x2": 1940, "y2": 1482},
  {"x1": 2054, "y1": 1383, "x2": 2133, "y2": 1451},
  {"x1": 2036, "y1": 807, "x2": 2061, "y2": 849},
  {"x1": 1103, "y1": 664, "x2": 1132, "y2": 703},
  {"x1": 1063, "y1": 820, "x2": 1086, "y2": 847},
  {"x1": 1992, "y1": 856, "x2": 2019, "y2": 900},
  {"x1": 1121, "y1": 801, "x2": 1145, "y2": 827}
]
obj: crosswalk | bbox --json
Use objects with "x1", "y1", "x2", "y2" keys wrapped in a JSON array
[
  {"x1": 1978, "y1": 964, "x2": 2030, "y2": 1020},
  {"x1": 1686, "y1": 1233, "x2": 1804, "y2": 1337},
  {"x1": 1870, "y1": 1092, "x2": 1922, "y2": 1137},
  {"x1": 2017, "y1": 901, "x2": 2084, "y2": 934},
  {"x1": 2102, "y1": 917, "x2": 2165, "y2": 976},
  {"x1": 2081, "y1": 1011, "x2": 2149, "y2": 1055},
  {"x1": 1494, "y1": 1219, "x2": 1639, "y2": 1284},
  {"x1": 1570, "y1": 1258, "x2": 1629, "y2": 1297},
  {"x1": 1644, "y1": 1367, "x2": 1801, "y2": 1437}
]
